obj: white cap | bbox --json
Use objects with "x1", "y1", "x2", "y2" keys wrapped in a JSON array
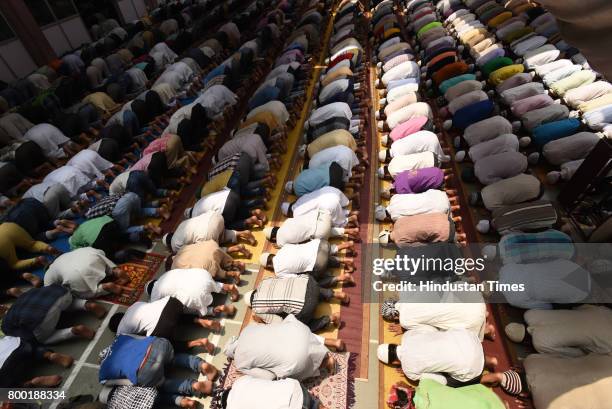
[
  {"x1": 377, "y1": 166, "x2": 385, "y2": 179},
  {"x1": 476, "y1": 219, "x2": 490, "y2": 234},
  {"x1": 263, "y1": 226, "x2": 274, "y2": 240},
  {"x1": 375, "y1": 204, "x2": 387, "y2": 221},
  {"x1": 519, "y1": 136, "x2": 531, "y2": 148},
  {"x1": 511, "y1": 121, "x2": 521, "y2": 132},
  {"x1": 284, "y1": 181, "x2": 294, "y2": 194},
  {"x1": 98, "y1": 387, "x2": 114, "y2": 404},
  {"x1": 455, "y1": 150, "x2": 466, "y2": 162},
  {"x1": 505, "y1": 323, "x2": 526, "y2": 343},
  {"x1": 527, "y1": 152, "x2": 540, "y2": 165},
  {"x1": 298, "y1": 145, "x2": 307, "y2": 158},
  {"x1": 375, "y1": 110, "x2": 381, "y2": 120},
  {"x1": 377, "y1": 120, "x2": 384, "y2": 130},
  {"x1": 184, "y1": 207, "x2": 192, "y2": 219},
  {"x1": 381, "y1": 134, "x2": 389, "y2": 146},
  {"x1": 162, "y1": 233, "x2": 171, "y2": 249},
  {"x1": 380, "y1": 97, "x2": 387, "y2": 105},
  {"x1": 482, "y1": 245, "x2": 497, "y2": 260},
  {"x1": 377, "y1": 344, "x2": 390, "y2": 363},
  {"x1": 379, "y1": 149, "x2": 388, "y2": 162},
  {"x1": 443, "y1": 119, "x2": 452, "y2": 130},
  {"x1": 244, "y1": 290, "x2": 254, "y2": 307},
  {"x1": 281, "y1": 202, "x2": 291, "y2": 215},
  {"x1": 379, "y1": 230, "x2": 391, "y2": 244},
  {"x1": 454, "y1": 136, "x2": 462, "y2": 148},
  {"x1": 260, "y1": 252, "x2": 271, "y2": 267},
  {"x1": 375, "y1": 78, "x2": 381, "y2": 87},
  {"x1": 376, "y1": 61, "x2": 382, "y2": 68}
]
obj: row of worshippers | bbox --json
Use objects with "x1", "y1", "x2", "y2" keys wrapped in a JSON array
[
  {"x1": 95, "y1": 1, "x2": 336, "y2": 408},
  {"x1": 434, "y1": 2, "x2": 612, "y2": 408},
  {"x1": 370, "y1": 0, "x2": 465, "y2": 249},
  {"x1": 370, "y1": 2, "x2": 528, "y2": 409},
  {"x1": 216, "y1": 2, "x2": 368, "y2": 409},
  {"x1": 436, "y1": 0, "x2": 597, "y2": 306},
  {"x1": 0, "y1": 0, "x2": 303, "y2": 403},
  {"x1": 0, "y1": 0, "x2": 264, "y2": 199},
  {"x1": 0, "y1": 0, "x2": 289, "y2": 292}
]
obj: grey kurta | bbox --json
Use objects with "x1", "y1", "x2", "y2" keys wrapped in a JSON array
[{"x1": 228, "y1": 315, "x2": 328, "y2": 380}]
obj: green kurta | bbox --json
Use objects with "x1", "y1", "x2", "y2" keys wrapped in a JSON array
[
  {"x1": 69, "y1": 215, "x2": 114, "y2": 250},
  {"x1": 414, "y1": 379, "x2": 506, "y2": 409}
]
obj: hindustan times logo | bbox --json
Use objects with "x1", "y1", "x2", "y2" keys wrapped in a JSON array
[{"x1": 372, "y1": 255, "x2": 486, "y2": 276}]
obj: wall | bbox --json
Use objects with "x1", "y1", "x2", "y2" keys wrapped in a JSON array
[
  {"x1": 0, "y1": 38, "x2": 38, "y2": 82},
  {"x1": 117, "y1": 0, "x2": 148, "y2": 23},
  {"x1": 42, "y1": 15, "x2": 91, "y2": 57}
]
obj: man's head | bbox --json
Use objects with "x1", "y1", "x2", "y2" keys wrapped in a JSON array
[
  {"x1": 280, "y1": 201, "x2": 293, "y2": 216},
  {"x1": 375, "y1": 204, "x2": 388, "y2": 221},
  {"x1": 264, "y1": 226, "x2": 280, "y2": 242},
  {"x1": 377, "y1": 343, "x2": 400, "y2": 365},
  {"x1": 163, "y1": 233, "x2": 174, "y2": 250},
  {"x1": 145, "y1": 280, "x2": 157, "y2": 298},
  {"x1": 259, "y1": 253, "x2": 273, "y2": 268},
  {"x1": 108, "y1": 312, "x2": 125, "y2": 333},
  {"x1": 284, "y1": 181, "x2": 294, "y2": 194}
]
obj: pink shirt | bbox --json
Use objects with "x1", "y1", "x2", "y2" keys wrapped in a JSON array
[
  {"x1": 511, "y1": 94, "x2": 554, "y2": 117},
  {"x1": 130, "y1": 153, "x2": 154, "y2": 171},
  {"x1": 143, "y1": 135, "x2": 171, "y2": 156},
  {"x1": 389, "y1": 116, "x2": 430, "y2": 142}
]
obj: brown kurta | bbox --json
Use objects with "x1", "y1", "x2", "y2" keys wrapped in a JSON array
[
  {"x1": 390, "y1": 213, "x2": 453, "y2": 246},
  {"x1": 171, "y1": 240, "x2": 233, "y2": 279}
]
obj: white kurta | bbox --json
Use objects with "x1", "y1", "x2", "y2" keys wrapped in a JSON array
[
  {"x1": 387, "y1": 152, "x2": 437, "y2": 177},
  {"x1": 24, "y1": 123, "x2": 70, "y2": 159},
  {"x1": 291, "y1": 186, "x2": 350, "y2": 227},
  {"x1": 117, "y1": 297, "x2": 171, "y2": 336},
  {"x1": 44, "y1": 247, "x2": 115, "y2": 298},
  {"x1": 171, "y1": 211, "x2": 226, "y2": 252},
  {"x1": 191, "y1": 189, "x2": 231, "y2": 218},
  {"x1": 150, "y1": 268, "x2": 223, "y2": 316},
  {"x1": 389, "y1": 130, "x2": 445, "y2": 159},
  {"x1": 43, "y1": 165, "x2": 92, "y2": 197},
  {"x1": 276, "y1": 210, "x2": 332, "y2": 247},
  {"x1": 231, "y1": 315, "x2": 328, "y2": 380},
  {"x1": 386, "y1": 189, "x2": 450, "y2": 221},
  {"x1": 272, "y1": 239, "x2": 321, "y2": 277},
  {"x1": 226, "y1": 376, "x2": 304, "y2": 409},
  {"x1": 397, "y1": 327, "x2": 484, "y2": 384},
  {"x1": 67, "y1": 149, "x2": 113, "y2": 179},
  {"x1": 308, "y1": 145, "x2": 359, "y2": 181}
]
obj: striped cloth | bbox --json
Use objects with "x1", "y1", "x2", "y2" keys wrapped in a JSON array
[
  {"x1": 251, "y1": 275, "x2": 314, "y2": 324},
  {"x1": 498, "y1": 229, "x2": 574, "y2": 265},
  {"x1": 208, "y1": 153, "x2": 241, "y2": 179},
  {"x1": 492, "y1": 201, "x2": 557, "y2": 235}
]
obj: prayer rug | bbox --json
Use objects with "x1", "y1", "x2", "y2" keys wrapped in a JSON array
[
  {"x1": 98, "y1": 251, "x2": 166, "y2": 306},
  {"x1": 212, "y1": 352, "x2": 354, "y2": 409}
]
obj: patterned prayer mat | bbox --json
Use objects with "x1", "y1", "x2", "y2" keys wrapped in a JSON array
[
  {"x1": 212, "y1": 352, "x2": 354, "y2": 409},
  {"x1": 98, "y1": 252, "x2": 166, "y2": 306}
]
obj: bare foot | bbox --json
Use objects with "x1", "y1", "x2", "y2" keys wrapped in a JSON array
[
  {"x1": 188, "y1": 338, "x2": 215, "y2": 354},
  {"x1": 22, "y1": 273, "x2": 42, "y2": 287},
  {"x1": 26, "y1": 375, "x2": 62, "y2": 387},
  {"x1": 330, "y1": 312, "x2": 341, "y2": 327},
  {"x1": 195, "y1": 318, "x2": 221, "y2": 332},
  {"x1": 191, "y1": 380, "x2": 213, "y2": 396},
  {"x1": 200, "y1": 362, "x2": 219, "y2": 381},
  {"x1": 85, "y1": 301, "x2": 107, "y2": 319},
  {"x1": 6, "y1": 287, "x2": 23, "y2": 298},
  {"x1": 178, "y1": 398, "x2": 198, "y2": 408},
  {"x1": 71, "y1": 325, "x2": 96, "y2": 339},
  {"x1": 47, "y1": 352, "x2": 74, "y2": 368}
]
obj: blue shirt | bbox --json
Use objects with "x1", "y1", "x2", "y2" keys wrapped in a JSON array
[
  {"x1": 294, "y1": 164, "x2": 331, "y2": 196},
  {"x1": 99, "y1": 335, "x2": 156, "y2": 385}
]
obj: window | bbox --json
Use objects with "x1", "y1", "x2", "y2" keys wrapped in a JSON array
[
  {"x1": 48, "y1": 0, "x2": 77, "y2": 20},
  {"x1": 25, "y1": 0, "x2": 56, "y2": 26},
  {"x1": 0, "y1": 13, "x2": 15, "y2": 42}
]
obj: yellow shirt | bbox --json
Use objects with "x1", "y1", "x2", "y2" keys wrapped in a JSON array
[
  {"x1": 321, "y1": 67, "x2": 353, "y2": 88},
  {"x1": 240, "y1": 111, "x2": 281, "y2": 132},
  {"x1": 488, "y1": 11, "x2": 512, "y2": 28},
  {"x1": 307, "y1": 129, "x2": 357, "y2": 157},
  {"x1": 82, "y1": 92, "x2": 119, "y2": 115},
  {"x1": 489, "y1": 64, "x2": 525, "y2": 86},
  {"x1": 200, "y1": 171, "x2": 233, "y2": 197}
]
